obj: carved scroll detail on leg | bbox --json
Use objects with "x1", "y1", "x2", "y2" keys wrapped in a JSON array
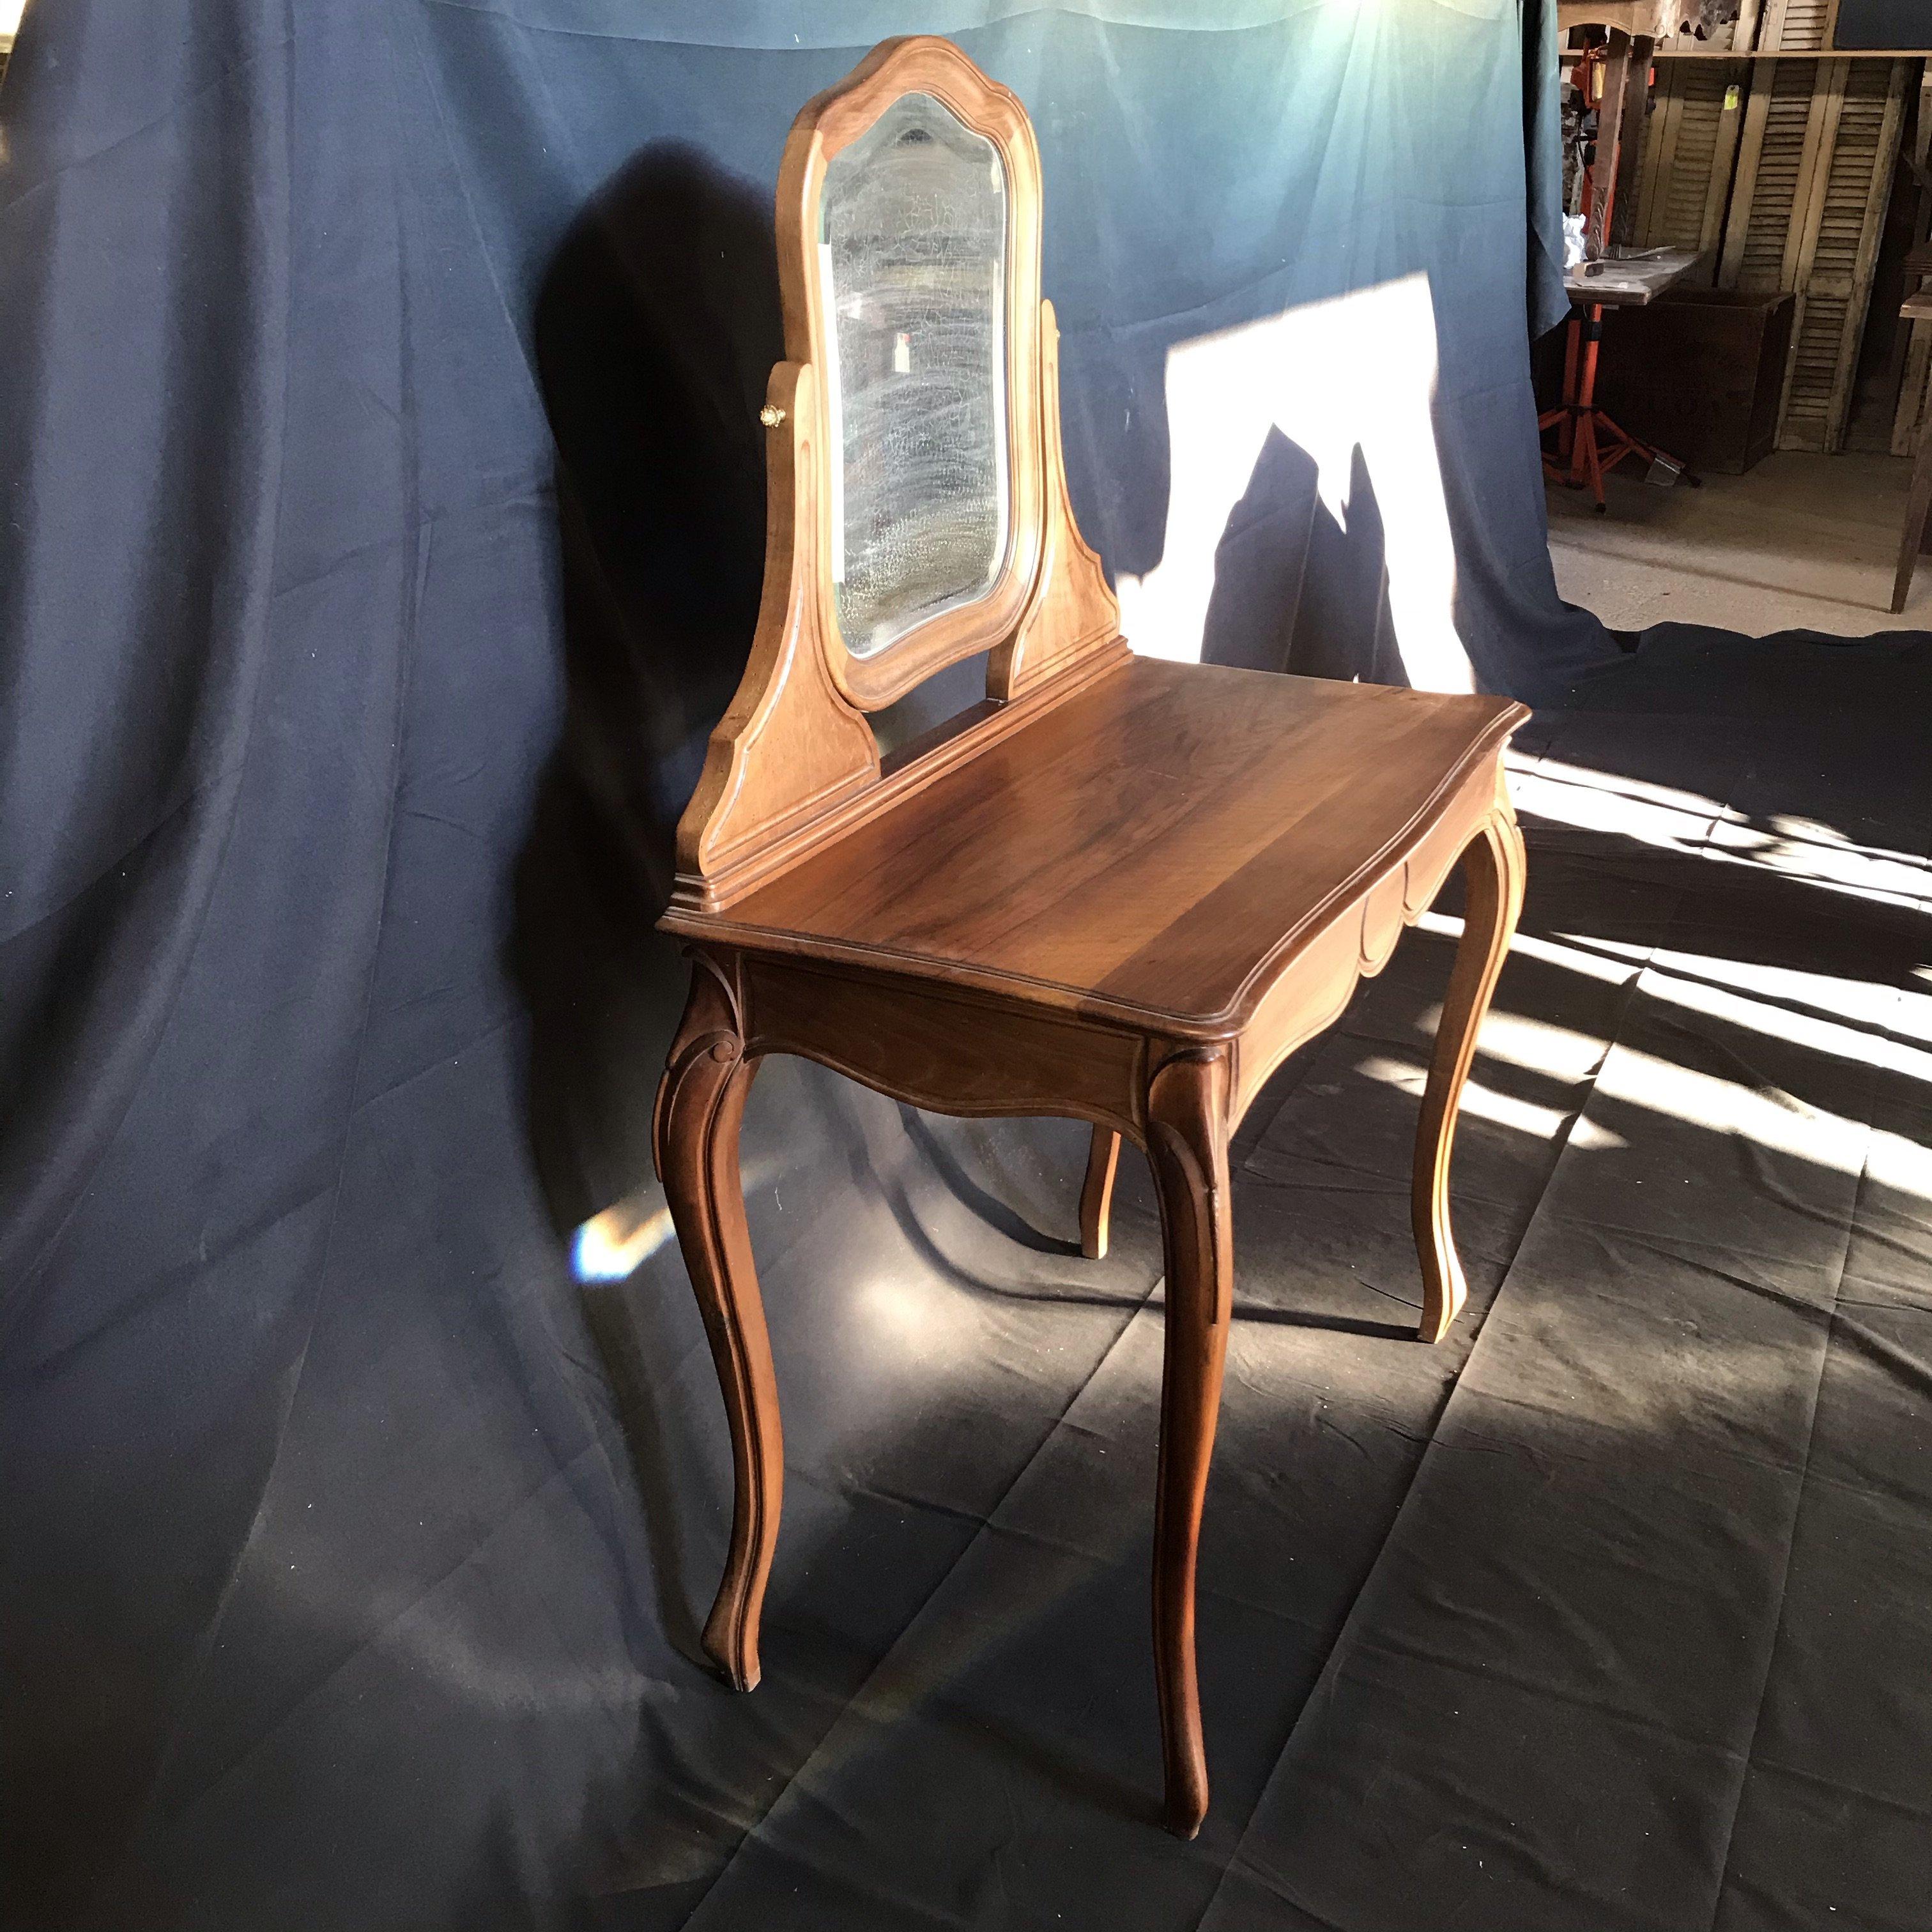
[
  {"x1": 654, "y1": 954, "x2": 779, "y2": 1690},
  {"x1": 1413, "y1": 801, "x2": 1526, "y2": 1344},
  {"x1": 1079, "y1": 1127, "x2": 1121, "y2": 1260},
  {"x1": 1144, "y1": 1046, "x2": 1234, "y2": 1839}
]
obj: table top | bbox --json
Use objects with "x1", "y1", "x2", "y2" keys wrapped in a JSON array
[
  {"x1": 1565, "y1": 247, "x2": 1705, "y2": 309},
  {"x1": 671, "y1": 659, "x2": 1525, "y2": 1036}
]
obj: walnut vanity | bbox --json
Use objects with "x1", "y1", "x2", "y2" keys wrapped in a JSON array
[{"x1": 651, "y1": 36, "x2": 1528, "y2": 1837}]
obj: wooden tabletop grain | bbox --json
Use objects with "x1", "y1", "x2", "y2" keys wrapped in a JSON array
[{"x1": 674, "y1": 659, "x2": 1525, "y2": 1033}]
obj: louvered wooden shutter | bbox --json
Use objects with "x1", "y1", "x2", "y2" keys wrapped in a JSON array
[
  {"x1": 1784, "y1": 61, "x2": 1906, "y2": 448},
  {"x1": 1637, "y1": 0, "x2": 1761, "y2": 261},
  {"x1": 1758, "y1": 0, "x2": 1836, "y2": 47},
  {"x1": 1892, "y1": 70, "x2": 1932, "y2": 456},
  {"x1": 1636, "y1": 63, "x2": 1744, "y2": 257},
  {"x1": 1715, "y1": 1, "x2": 1908, "y2": 449}
]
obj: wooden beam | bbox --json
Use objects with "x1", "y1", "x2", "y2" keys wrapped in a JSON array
[{"x1": 1655, "y1": 47, "x2": 1932, "y2": 57}]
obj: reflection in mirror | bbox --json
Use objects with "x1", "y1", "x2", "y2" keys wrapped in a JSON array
[{"x1": 820, "y1": 91, "x2": 1009, "y2": 661}]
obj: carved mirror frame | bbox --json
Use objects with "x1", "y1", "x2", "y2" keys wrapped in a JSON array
[{"x1": 671, "y1": 36, "x2": 1122, "y2": 917}]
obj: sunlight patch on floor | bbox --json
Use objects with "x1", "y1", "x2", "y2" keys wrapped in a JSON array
[
  {"x1": 1508, "y1": 756, "x2": 1728, "y2": 852},
  {"x1": 1354, "y1": 1054, "x2": 1614, "y2": 1146}
]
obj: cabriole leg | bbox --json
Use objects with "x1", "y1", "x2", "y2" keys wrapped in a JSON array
[
  {"x1": 1144, "y1": 1047, "x2": 1234, "y2": 1839},
  {"x1": 1079, "y1": 1126, "x2": 1121, "y2": 1259},
  {"x1": 1413, "y1": 801, "x2": 1527, "y2": 1344},
  {"x1": 653, "y1": 957, "x2": 780, "y2": 1690}
]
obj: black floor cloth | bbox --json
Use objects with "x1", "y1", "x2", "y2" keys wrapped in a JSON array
[
  {"x1": 570, "y1": 632, "x2": 1932, "y2": 1932},
  {"x1": 13, "y1": 632, "x2": 1932, "y2": 1929},
  {"x1": 6, "y1": 1, "x2": 1932, "y2": 1928}
]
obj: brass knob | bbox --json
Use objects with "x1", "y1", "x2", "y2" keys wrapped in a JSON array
[{"x1": 759, "y1": 404, "x2": 786, "y2": 427}]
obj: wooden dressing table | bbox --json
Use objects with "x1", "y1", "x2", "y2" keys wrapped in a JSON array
[{"x1": 652, "y1": 36, "x2": 1528, "y2": 1836}]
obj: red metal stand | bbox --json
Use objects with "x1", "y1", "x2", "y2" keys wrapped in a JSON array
[
  {"x1": 1539, "y1": 303, "x2": 1687, "y2": 511},
  {"x1": 1540, "y1": 29, "x2": 1694, "y2": 512}
]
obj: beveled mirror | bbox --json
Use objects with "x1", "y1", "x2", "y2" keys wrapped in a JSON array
[
  {"x1": 786, "y1": 39, "x2": 1052, "y2": 712},
  {"x1": 820, "y1": 93, "x2": 1011, "y2": 661}
]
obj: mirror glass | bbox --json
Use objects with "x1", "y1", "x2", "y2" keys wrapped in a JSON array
[{"x1": 820, "y1": 91, "x2": 1010, "y2": 661}]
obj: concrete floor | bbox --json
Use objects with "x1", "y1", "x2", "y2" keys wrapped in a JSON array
[{"x1": 1547, "y1": 448, "x2": 1926, "y2": 637}]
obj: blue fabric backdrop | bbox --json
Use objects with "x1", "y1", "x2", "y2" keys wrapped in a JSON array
[{"x1": 0, "y1": 5, "x2": 1615, "y2": 1926}]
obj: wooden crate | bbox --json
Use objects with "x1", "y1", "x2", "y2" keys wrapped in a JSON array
[{"x1": 1595, "y1": 289, "x2": 1798, "y2": 470}]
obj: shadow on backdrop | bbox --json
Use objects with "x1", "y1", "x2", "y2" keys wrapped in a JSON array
[
  {"x1": 1201, "y1": 431, "x2": 1404, "y2": 685},
  {"x1": 513, "y1": 142, "x2": 781, "y2": 1242}
]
